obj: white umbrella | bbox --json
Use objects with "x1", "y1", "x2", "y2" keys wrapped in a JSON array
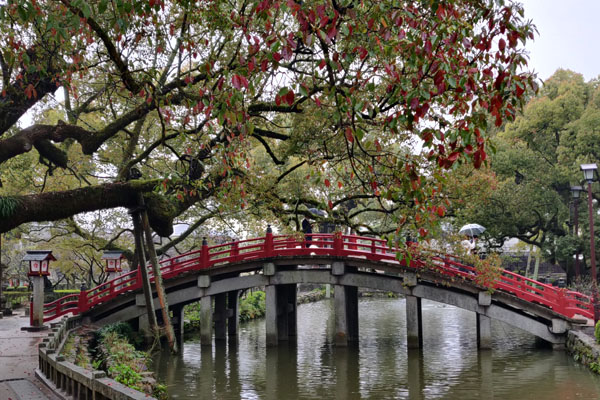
[{"x1": 459, "y1": 223, "x2": 486, "y2": 237}]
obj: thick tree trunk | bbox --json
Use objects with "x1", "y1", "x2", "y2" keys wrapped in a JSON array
[{"x1": 139, "y1": 195, "x2": 178, "y2": 354}]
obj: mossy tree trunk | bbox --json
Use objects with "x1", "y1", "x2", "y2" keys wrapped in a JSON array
[
  {"x1": 139, "y1": 194, "x2": 178, "y2": 354},
  {"x1": 131, "y1": 209, "x2": 159, "y2": 344}
]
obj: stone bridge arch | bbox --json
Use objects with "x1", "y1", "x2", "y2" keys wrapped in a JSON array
[{"x1": 86, "y1": 256, "x2": 579, "y2": 349}]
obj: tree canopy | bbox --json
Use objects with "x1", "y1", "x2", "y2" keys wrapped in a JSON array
[
  {"x1": 453, "y1": 69, "x2": 600, "y2": 276},
  {"x1": 0, "y1": 0, "x2": 536, "y2": 256}
]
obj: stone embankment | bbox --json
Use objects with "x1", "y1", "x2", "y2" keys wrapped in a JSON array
[
  {"x1": 37, "y1": 316, "x2": 156, "y2": 400},
  {"x1": 566, "y1": 327, "x2": 600, "y2": 374}
]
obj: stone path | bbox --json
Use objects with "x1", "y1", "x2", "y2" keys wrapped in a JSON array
[{"x1": 0, "y1": 309, "x2": 59, "y2": 400}]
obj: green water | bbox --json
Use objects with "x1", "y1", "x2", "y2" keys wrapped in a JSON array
[{"x1": 153, "y1": 298, "x2": 600, "y2": 399}]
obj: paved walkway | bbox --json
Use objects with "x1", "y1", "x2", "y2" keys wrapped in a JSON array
[{"x1": 0, "y1": 309, "x2": 59, "y2": 400}]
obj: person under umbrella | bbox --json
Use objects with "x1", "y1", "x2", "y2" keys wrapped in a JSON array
[{"x1": 302, "y1": 216, "x2": 312, "y2": 248}]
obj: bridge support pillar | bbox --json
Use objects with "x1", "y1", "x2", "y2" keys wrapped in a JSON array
[
  {"x1": 477, "y1": 314, "x2": 492, "y2": 349},
  {"x1": 31, "y1": 275, "x2": 45, "y2": 328},
  {"x1": 406, "y1": 295, "x2": 422, "y2": 349},
  {"x1": 214, "y1": 293, "x2": 227, "y2": 341},
  {"x1": 266, "y1": 285, "x2": 278, "y2": 346},
  {"x1": 228, "y1": 290, "x2": 239, "y2": 340},
  {"x1": 266, "y1": 284, "x2": 297, "y2": 346},
  {"x1": 200, "y1": 296, "x2": 213, "y2": 346},
  {"x1": 138, "y1": 313, "x2": 153, "y2": 342},
  {"x1": 171, "y1": 305, "x2": 185, "y2": 346},
  {"x1": 334, "y1": 285, "x2": 359, "y2": 346},
  {"x1": 287, "y1": 284, "x2": 298, "y2": 338}
]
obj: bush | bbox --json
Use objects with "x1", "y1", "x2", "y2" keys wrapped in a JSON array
[
  {"x1": 595, "y1": 321, "x2": 600, "y2": 344},
  {"x1": 97, "y1": 322, "x2": 143, "y2": 349},
  {"x1": 239, "y1": 291, "x2": 266, "y2": 322},
  {"x1": 108, "y1": 363, "x2": 143, "y2": 390}
]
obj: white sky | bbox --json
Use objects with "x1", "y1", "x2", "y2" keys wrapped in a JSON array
[{"x1": 520, "y1": 0, "x2": 600, "y2": 82}]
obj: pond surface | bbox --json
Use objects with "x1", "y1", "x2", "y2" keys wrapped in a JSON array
[{"x1": 153, "y1": 298, "x2": 600, "y2": 399}]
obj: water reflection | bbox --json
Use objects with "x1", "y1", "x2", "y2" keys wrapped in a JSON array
[{"x1": 153, "y1": 298, "x2": 600, "y2": 399}]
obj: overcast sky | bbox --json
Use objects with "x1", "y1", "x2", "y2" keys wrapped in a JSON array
[{"x1": 520, "y1": 0, "x2": 600, "y2": 82}]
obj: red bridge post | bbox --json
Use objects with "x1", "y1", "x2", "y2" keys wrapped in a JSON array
[
  {"x1": 201, "y1": 237, "x2": 209, "y2": 267},
  {"x1": 334, "y1": 232, "x2": 343, "y2": 257},
  {"x1": 265, "y1": 225, "x2": 274, "y2": 257},
  {"x1": 78, "y1": 289, "x2": 88, "y2": 313}
]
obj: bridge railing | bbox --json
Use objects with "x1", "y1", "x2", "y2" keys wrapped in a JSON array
[
  {"x1": 39, "y1": 233, "x2": 594, "y2": 322},
  {"x1": 41, "y1": 293, "x2": 81, "y2": 323}
]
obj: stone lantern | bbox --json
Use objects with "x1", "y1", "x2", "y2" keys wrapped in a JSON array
[
  {"x1": 24, "y1": 250, "x2": 55, "y2": 277},
  {"x1": 23, "y1": 250, "x2": 55, "y2": 330},
  {"x1": 101, "y1": 251, "x2": 125, "y2": 281}
]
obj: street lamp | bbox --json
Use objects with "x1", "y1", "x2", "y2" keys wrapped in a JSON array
[
  {"x1": 580, "y1": 163, "x2": 598, "y2": 323},
  {"x1": 571, "y1": 185, "x2": 583, "y2": 278}
]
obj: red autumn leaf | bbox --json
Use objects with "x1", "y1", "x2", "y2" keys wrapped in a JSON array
[
  {"x1": 231, "y1": 74, "x2": 248, "y2": 90},
  {"x1": 447, "y1": 151, "x2": 460, "y2": 162},
  {"x1": 324, "y1": 178, "x2": 331, "y2": 187},
  {"x1": 437, "y1": 206, "x2": 445, "y2": 217},
  {"x1": 284, "y1": 90, "x2": 295, "y2": 105},
  {"x1": 358, "y1": 47, "x2": 368, "y2": 60},
  {"x1": 327, "y1": 25, "x2": 337, "y2": 41},
  {"x1": 338, "y1": 181, "x2": 343, "y2": 189},
  {"x1": 24, "y1": 83, "x2": 37, "y2": 99},
  {"x1": 315, "y1": 97, "x2": 322, "y2": 107},
  {"x1": 345, "y1": 127, "x2": 354, "y2": 142},
  {"x1": 410, "y1": 97, "x2": 419, "y2": 110},
  {"x1": 464, "y1": 144, "x2": 474, "y2": 154},
  {"x1": 273, "y1": 52, "x2": 282, "y2": 62},
  {"x1": 498, "y1": 38, "x2": 506, "y2": 52},
  {"x1": 515, "y1": 82, "x2": 525, "y2": 97},
  {"x1": 328, "y1": 200, "x2": 334, "y2": 209},
  {"x1": 319, "y1": 59, "x2": 327, "y2": 70},
  {"x1": 419, "y1": 227, "x2": 428, "y2": 238},
  {"x1": 261, "y1": 59, "x2": 269, "y2": 72},
  {"x1": 275, "y1": 94, "x2": 281, "y2": 106}
]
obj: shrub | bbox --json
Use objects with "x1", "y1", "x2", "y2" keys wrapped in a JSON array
[
  {"x1": 108, "y1": 364, "x2": 143, "y2": 390},
  {"x1": 239, "y1": 291, "x2": 266, "y2": 322},
  {"x1": 97, "y1": 322, "x2": 143, "y2": 349},
  {"x1": 595, "y1": 320, "x2": 600, "y2": 344}
]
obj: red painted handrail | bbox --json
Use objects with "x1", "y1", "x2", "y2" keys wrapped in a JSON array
[{"x1": 38, "y1": 234, "x2": 594, "y2": 322}]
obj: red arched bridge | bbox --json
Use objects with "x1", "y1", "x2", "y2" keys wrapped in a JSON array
[{"x1": 37, "y1": 232, "x2": 593, "y2": 347}]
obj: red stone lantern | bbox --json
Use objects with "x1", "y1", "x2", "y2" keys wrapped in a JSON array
[
  {"x1": 101, "y1": 251, "x2": 125, "y2": 273},
  {"x1": 24, "y1": 250, "x2": 55, "y2": 277}
]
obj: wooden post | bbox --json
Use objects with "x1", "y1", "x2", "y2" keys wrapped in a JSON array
[
  {"x1": 130, "y1": 208, "x2": 158, "y2": 340},
  {"x1": 138, "y1": 194, "x2": 178, "y2": 354}
]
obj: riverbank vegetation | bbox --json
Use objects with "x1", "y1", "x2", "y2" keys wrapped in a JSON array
[{"x1": 60, "y1": 322, "x2": 167, "y2": 399}]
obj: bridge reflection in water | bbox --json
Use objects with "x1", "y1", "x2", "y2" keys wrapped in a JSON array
[{"x1": 152, "y1": 299, "x2": 600, "y2": 400}]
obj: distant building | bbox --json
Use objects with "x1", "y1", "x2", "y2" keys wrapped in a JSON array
[{"x1": 501, "y1": 253, "x2": 566, "y2": 287}]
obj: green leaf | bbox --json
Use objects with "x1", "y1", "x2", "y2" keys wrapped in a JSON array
[
  {"x1": 81, "y1": 1, "x2": 92, "y2": 18},
  {"x1": 98, "y1": 0, "x2": 108, "y2": 14}
]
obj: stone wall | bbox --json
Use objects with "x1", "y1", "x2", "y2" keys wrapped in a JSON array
[
  {"x1": 566, "y1": 329, "x2": 600, "y2": 374},
  {"x1": 36, "y1": 316, "x2": 155, "y2": 400}
]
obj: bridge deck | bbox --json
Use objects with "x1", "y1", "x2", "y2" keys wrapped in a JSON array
[{"x1": 38, "y1": 233, "x2": 594, "y2": 323}]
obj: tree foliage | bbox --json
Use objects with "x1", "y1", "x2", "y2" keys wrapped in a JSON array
[
  {"x1": 453, "y1": 69, "x2": 600, "y2": 276},
  {"x1": 0, "y1": 0, "x2": 536, "y2": 254}
]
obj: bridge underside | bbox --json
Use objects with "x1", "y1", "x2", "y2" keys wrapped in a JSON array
[{"x1": 88, "y1": 259, "x2": 573, "y2": 346}]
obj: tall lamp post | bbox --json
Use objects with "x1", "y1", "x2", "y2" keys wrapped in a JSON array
[
  {"x1": 571, "y1": 185, "x2": 583, "y2": 279},
  {"x1": 580, "y1": 163, "x2": 598, "y2": 323}
]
